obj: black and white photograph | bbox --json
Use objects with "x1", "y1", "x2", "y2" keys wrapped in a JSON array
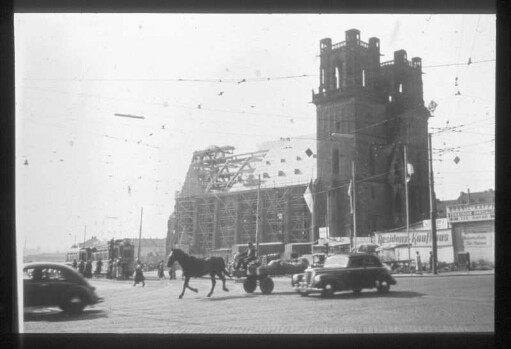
[{"x1": 14, "y1": 12, "x2": 495, "y2": 334}]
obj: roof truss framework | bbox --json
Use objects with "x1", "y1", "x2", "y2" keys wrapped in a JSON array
[
  {"x1": 217, "y1": 196, "x2": 237, "y2": 249},
  {"x1": 191, "y1": 146, "x2": 268, "y2": 194}
]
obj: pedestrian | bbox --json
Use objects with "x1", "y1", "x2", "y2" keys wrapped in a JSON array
[
  {"x1": 169, "y1": 263, "x2": 176, "y2": 280},
  {"x1": 133, "y1": 259, "x2": 145, "y2": 287},
  {"x1": 429, "y1": 251, "x2": 433, "y2": 273},
  {"x1": 415, "y1": 251, "x2": 423, "y2": 275},
  {"x1": 72, "y1": 259, "x2": 78, "y2": 269},
  {"x1": 85, "y1": 259, "x2": 93, "y2": 278},
  {"x1": 157, "y1": 260, "x2": 165, "y2": 281},
  {"x1": 107, "y1": 259, "x2": 113, "y2": 279},
  {"x1": 78, "y1": 259, "x2": 85, "y2": 275},
  {"x1": 95, "y1": 258, "x2": 103, "y2": 277}
]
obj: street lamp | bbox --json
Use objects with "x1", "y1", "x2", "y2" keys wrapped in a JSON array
[{"x1": 330, "y1": 133, "x2": 356, "y2": 250}]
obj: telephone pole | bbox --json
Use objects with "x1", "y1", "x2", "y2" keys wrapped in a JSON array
[
  {"x1": 137, "y1": 207, "x2": 144, "y2": 260},
  {"x1": 404, "y1": 144, "x2": 411, "y2": 265},
  {"x1": 428, "y1": 134, "x2": 438, "y2": 274},
  {"x1": 255, "y1": 175, "x2": 261, "y2": 254}
]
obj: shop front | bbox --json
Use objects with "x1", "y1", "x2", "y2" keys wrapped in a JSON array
[
  {"x1": 447, "y1": 203, "x2": 494, "y2": 266},
  {"x1": 374, "y1": 219, "x2": 454, "y2": 268}
]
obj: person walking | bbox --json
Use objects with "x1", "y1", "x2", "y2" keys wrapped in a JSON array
[
  {"x1": 415, "y1": 251, "x2": 423, "y2": 275},
  {"x1": 95, "y1": 258, "x2": 103, "y2": 278},
  {"x1": 84, "y1": 259, "x2": 93, "y2": 278},
  {"x1": 157, "y1": 260, "x2": 165, "y2": 281},
  {"x1": 107, "y1": 259, "x2": 113, "y2": 279},
  {"x1": 78, "y1": 259, "x2": 85, "y2": 275},
  {"x1": 169, "y1": 262, "x2": 177, "y2": 280},
  {"x1": 133, "y1": 260, "x2": 145, "y2": 287}
]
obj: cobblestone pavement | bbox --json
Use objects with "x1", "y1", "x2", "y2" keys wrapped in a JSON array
[{"x1": 22, "y1": 273, "x2": 494, "y2": 334}]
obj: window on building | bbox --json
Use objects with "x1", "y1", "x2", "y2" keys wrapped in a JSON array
[
  {"x1": 399, "y1": 83, "x2": 403, "y2": 93},
  {"x1": 278, "y1": 171, "x2": 285, "y2": 177},
  {"x1": 266, "y1": 161, "x2": 271, "y2": 165},
  {"x1": 263, "y1": 173, "x2": 270, "y2": 179},
  {"x1": 296, "y1": 156, "x2": 302, "y2": 161},
  {"x1": 362, "y1": 69, "x2": 366, "y2": 87},
  {"x1": 294, "y1": 169, "x2": 302, "y2": 175},
  {"x1": 280, "y1": 158, "x2": 286, "y2": 163},
  {"x1": 313, "y1": 154, "x2": 317, "y2": 158},
  {"x1": 389, "y1": 95, "x2": 393, "y2": 102},
  {"x1": 332, "y1": 149, "x2": 339, "y2": 176}
]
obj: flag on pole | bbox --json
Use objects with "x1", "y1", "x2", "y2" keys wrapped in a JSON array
[
  {"x1": 303, "y1": 180, "x2": 314, "y2": 213},
  {"x1": 406, "y1": 163, "x2": 414, "y2": 183},
  {"x1": 348, "y1": 179, "x2": 353, "y2": 214}
]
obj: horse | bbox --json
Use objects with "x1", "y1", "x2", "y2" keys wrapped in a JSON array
[{"x1": 167, "y1": 249, "x2": 230, "y2": 299}]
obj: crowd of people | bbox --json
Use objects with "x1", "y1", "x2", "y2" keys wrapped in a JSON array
[{"x1": 70, "y1": 257, "x2": 178, "y2": 285}]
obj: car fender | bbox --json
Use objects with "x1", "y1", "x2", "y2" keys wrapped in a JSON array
[{"x1": 313, "y1": 274, "x2": 342, "y2": 289}]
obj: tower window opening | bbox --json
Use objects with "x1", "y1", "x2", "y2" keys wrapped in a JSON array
[
  {"x1": 362, "y1": 69, "x2": 366, "y2": 87},
  {"x1": 321, "y1": 68, "x2": 325, "y2": 86},
  {"x1": 335, "y1": 66, "x2": 341, "y2": 89},
  {"x1": 399, "y1": 83, "x2": 403, "y2": 93},
  {"x1": 389, "y1": 95, "x2": 393, "y2": 102},
  {"x1": 332, "y1": 149, "x2": 339, "y2": 176}
]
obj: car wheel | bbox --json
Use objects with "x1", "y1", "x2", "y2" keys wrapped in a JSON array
[
  {"x1": 376, "y1": 280, "x2": 390, "y2": 294},
  {"x1": 62, "y1": 292, "x2": 86, "y2": 315},
  {"x1": 243, "y1": 278, "x2": 257, "y2": 293},
  {"x1": 353, "y1": 289, "x2": 362, "y2": 294},
  {"x1": 321, "y1": 282, "x2": 335, "y2": 298},
  {"x1": 259, "y1": 276, "x2": 274, "y2": 295}
]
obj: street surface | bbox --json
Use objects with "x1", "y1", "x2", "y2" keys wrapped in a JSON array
[{"x1": 22, "y1": 272, "x2": 494, "y2": 334}]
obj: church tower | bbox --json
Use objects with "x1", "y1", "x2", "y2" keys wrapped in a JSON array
[{"x1": 312, "y1": 29, "x2": 430, "y2": 242}]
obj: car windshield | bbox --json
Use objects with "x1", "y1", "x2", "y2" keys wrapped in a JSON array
[{"x1": 324, "y1": 255, "x2": 349, "y2": 268}]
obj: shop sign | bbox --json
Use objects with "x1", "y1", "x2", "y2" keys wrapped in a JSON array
[
  {"x1": 422, "y1": 218, "x2": 449, "y2": 230},
  {"x1": 446, "y1": 203, "x2": 494, "y2": 223},
  {"x1": 462, "y1": 232, "x2": 492, "y2": 248},
  {"x1": 319, "y1": 227, "x2": 329, "y2": 239},
  {"x1": 375, "y1": 230, "x2": 452, "y2": 247}
]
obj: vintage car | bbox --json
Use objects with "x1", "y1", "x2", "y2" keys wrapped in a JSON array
[
  {"x1": 292, "y1": 253, "x2": 397, "y2": 297},
  {"x1": 23, "y1": 262, "x2": 103, "y2": 315}
]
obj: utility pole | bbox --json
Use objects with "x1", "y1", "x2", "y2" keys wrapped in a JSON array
[
  {"x1": 137, "y1": 207, "x2": 144, "y2": 261},
  {"x1": 428, "y1": 134, "x2": 438, "y2": 275},
  {"x1": 255, "y1": 175, "x2": 261, "y2": 255},
  {"x1": 83, "y1": 225, "x2": 87, "y2": 245},
  {"x1": 404, "y1": 144, "x2": 411, "y2": 265},
  {"x1": 352, "y1": 158, "x2": 357, "y2": 250}
]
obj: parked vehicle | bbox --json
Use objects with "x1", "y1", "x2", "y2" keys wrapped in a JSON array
[
  {"x1": 23, "y1": 262, "x2": 103, "y2": 315},
  {"x1": 292, "y1": 253, "x2": 397, "y2": 298}
]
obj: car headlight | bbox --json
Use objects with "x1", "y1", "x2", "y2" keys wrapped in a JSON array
[{"x1": 313, "y1": 275, "x2": 322, "y2": 284}]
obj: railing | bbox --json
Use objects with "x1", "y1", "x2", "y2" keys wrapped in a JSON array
[
  {"x1": 380, "y1": 60, "x2": 394, "y2": 67},
  {"x1": 331, "y1": 41, "x2": 346, "y2": 50},
  {"x1": 359, "y1": 40, "x2": 369, "y2": 48},
  {"x1": 380, "y1": 59, "x2": 421, "y2": 70}
]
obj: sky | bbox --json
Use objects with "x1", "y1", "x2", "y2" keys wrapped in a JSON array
[{"x1": 14, "y1": 14, "x2": 496, "y2": 253}]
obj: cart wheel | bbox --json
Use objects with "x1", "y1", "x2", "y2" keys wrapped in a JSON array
[
  {"x1": 259, "y1": 276, "x2": 274, "y2": 295},
  {"x1": 243, "y1": 278, "x2": 257, "y2": 293}
]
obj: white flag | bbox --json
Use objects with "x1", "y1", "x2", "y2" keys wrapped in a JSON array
[
  {"x1": 348, "y1": 179, "x2": 353, "y2": 214},
  {"x1": 406, "y1": 163, "x2": 414, "y2": 183},
  {"x1": 303, "y1": 180, "x2": 313, "y2": 213}
]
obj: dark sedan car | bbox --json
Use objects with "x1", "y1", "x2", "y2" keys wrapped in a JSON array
[
  {"x1": 23, "y1": 262, "x2": 103, "y2": 315},
  {"x1": 292, "y1": 253, "x2": 396, "y2": 297}
]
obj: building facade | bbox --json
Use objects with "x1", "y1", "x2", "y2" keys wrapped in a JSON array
[{"x1": 312, "y1": 29, "x2": 431, "y2": 241}]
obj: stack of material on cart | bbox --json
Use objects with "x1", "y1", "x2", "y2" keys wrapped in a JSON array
[{"x1": 260, "y1": 257, "x2": 309, "y2": 275}]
